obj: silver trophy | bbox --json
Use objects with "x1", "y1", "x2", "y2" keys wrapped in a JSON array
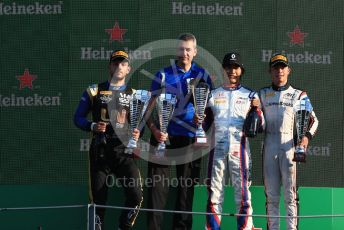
[
  {"x1": 154, "y1": 93, "x2": 177, "y2": 157},
  {"x1": 125, "y1": 90, "x2": 151, "y2": 155},
  {"x1": 293, "y1": 97, "x2": 313, "y2": 162},
  {"x1": 186, "y1": 78, "x2": 193, "y2": 95},
  {"x1": 191, "y1": 81, "x2": 210, "y2": 146}
]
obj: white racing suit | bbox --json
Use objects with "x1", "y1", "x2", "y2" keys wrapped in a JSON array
[
  {"x1": 206, "y1": 85, "x2": 264, "y2": 230},
  {"x1": 259, "y1": 84, "x2": 319, "y2": 230}
]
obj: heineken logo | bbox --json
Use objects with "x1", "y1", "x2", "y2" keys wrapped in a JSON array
[
  {"x1": 171, "y1": 1, "x2": 243, "y2": 16},
  {"x1": 0, "y1": 1, "x2": 63, "y2": 15},
  {"x1": 287, "y1": 25, "x2": 308, "y2": 47},
  {"x1": 262, "y1": 25, "x2": 332, "y2": 65},
  {"x1": 16, "y1": 69, "x2": 37, "y2": 90},
  {"x1": 80, "y1": 47, "x2": 152, "y2": 60},
  {"x1": 80, "y1": 20, "x2": 151, "y2": 61},
  {"x1": 0, "y1": 69, "x2": 62, "y2": 107},
  {"x1": 105, "y1": 21, "x2": 127, "y2": 43},
  {"x1": 307, "y1": 143, "x2": 331, "y2": 157},
  {"x1": 0, "y1": 93, "x2": 61, "y2": 107},
  {"x1": 261, "y1": 50, "x2": 332, "y2": 65}
]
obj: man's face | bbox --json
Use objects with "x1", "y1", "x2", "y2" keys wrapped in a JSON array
[
  {"x1": 270, "y1": 63, "x2": 291, "y2": 86},
  {"x1": 176, "y1": 40, "x2": 197, "y2": 66},
  {"x1": 109, "y1": 60, "x2": 130, "y2": 81},
  {"x1": 223, "y1": 64, "x2": 242, "y2": 85}
]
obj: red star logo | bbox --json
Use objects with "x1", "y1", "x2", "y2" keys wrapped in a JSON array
[
  {"x1": 105, "y1": 21, "x2": 127, "y2": 42},
  {"x1": 16, "y1": 69, "x2": 37, "y2": 90},
  {"x1": 287, "y1": 25, "x2": 308, "y2": 47}
]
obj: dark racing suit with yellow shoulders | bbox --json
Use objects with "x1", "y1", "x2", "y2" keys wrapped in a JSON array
[{"x1": 74, "y1": 81, "x2": 143, "y2": 230}]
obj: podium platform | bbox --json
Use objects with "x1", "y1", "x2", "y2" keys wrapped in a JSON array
[
  {"x1": 192, "y1": 185, "x2": 344, "y2": 230},
  {"x1": 1, "y1": 185, "x2": 344, "y2": 229}
]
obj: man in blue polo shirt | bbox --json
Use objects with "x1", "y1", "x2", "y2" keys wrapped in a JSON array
[{"x1": 146, "y1": 33, "x2": 213, "y2": 230}]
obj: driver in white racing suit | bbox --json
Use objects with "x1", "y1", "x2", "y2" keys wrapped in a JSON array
[
  {"x1": 259, "y1": 53, "x2": 319, "y2": 230},
  {"x1": 203, "y1": 53, "x2": 264, "y2": 230}
]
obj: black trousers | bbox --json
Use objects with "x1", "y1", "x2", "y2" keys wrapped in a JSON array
[
  {"x1": 147, "y1": 136, "x2": 201, "y2": 230},
  {"x1": 89, "y1": 139, "x2": 143, "y2": 229}
]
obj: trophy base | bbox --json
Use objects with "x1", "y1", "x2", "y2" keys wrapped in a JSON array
[
  {"x1": 292, "y1": 146, "x2": 306, "y2": 163},
  {"x1": 150, "y1": 150, "x2": 169, "y2": 164},
  {"x1": 153, "y1": 148, "x2": 166, "y2": 158},
  {"x1": 194, "y1": 137, "x2": 209, "y2": 148},
  {"x1": 124, "y1": 147, "x2": 141, "y2": 159}
]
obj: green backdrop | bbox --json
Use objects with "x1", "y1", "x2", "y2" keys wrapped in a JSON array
[
  {"x1": 1, "y1": 0, "x2": 342, "y2": 187},
  {"x1": 0, "y1": 0, "x2": 343, "y2": 229}
]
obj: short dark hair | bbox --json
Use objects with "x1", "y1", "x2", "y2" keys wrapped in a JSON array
[{"x1": 177, "y1": 33, "x2": 197, "y2": 46}]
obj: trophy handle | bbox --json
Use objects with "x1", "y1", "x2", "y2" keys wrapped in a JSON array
[
  {"x1": 126, "y1": 137, "x2": 137, "y2": 149},
  {"x1": 156, "y1": 142, "x2": 166, "y2": 151},
  {"x1": 152, "y1": 142, "x2": 166, "y2": 158},
  {"x1": 125, "y1": 137, "x2": 140, "y2": 157}
]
